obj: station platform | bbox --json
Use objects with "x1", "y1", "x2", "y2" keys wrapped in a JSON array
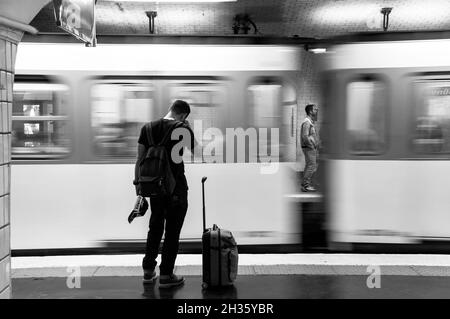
[{"x1": 10, "y1": 254, "x2": 450, "y2": 299}]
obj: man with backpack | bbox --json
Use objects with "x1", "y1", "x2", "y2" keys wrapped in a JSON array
[{"x1": 134, "y1": 100, "x2": 195, "y2": 288}]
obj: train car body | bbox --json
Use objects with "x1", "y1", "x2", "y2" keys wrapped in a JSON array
[
  {"x1": 322, "y1": 32, "x2": 450, "y2": 249},
  {"x1": 10, "y1": 36, "x2": 303, "y2": 253}
]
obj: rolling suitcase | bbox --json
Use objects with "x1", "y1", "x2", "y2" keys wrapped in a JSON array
[{"x1": 201, "y1": 177, "x2": 238, "y2": 289}]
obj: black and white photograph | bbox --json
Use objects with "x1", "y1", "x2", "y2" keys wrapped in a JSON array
[{"x1": 1, "y1": 0, "x2": 450, "y2": 309}]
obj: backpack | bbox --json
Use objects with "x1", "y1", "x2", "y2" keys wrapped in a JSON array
[{"x1": 138, "y1": 121, "x2": 183, "y2": 198}]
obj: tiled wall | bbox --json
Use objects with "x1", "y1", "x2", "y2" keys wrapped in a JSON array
[
  {"x1": 296, "y1": 51, "x2": 322, "y2": 167},
  {"x1": 0, "y1": 25, "x2": 21, "y2": 300}
]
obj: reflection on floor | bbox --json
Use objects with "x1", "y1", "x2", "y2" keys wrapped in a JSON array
[{"x1": 12, "y1": 275, "x2": 450, "y2": 299}]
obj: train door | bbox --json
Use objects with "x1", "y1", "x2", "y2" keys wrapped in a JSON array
[
  {"x1": 408, "y1": 77, "x2": 450, "y2": 240},
  {"x1": 10, "y1": 76, "x2": 75, "y2": 249},
  {"x1": 243, "y1": 77, "x2": 299, "y2": 244}
]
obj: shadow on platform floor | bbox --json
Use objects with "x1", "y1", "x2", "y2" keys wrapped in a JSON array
[{"x1": 12, "y1": 275, "x2": 450, "y2": 299}]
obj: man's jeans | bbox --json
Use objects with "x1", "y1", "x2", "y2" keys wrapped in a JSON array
[
  {"x1": 302, "y1": 148, "x2": 318, "y2": 188},
  {"x1": 142, "y1": 182, "x2": 188, "y2": 275}
]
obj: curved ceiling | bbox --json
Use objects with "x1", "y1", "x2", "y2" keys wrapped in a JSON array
[{"x1": 2, "y1": 0, "x2": 450, "y2": 38}]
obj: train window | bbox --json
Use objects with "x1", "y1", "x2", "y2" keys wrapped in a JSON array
[
  {"x1": 346, "y1": 80, "x2": 387, "y2": 155},
  {"x1": 248, "y1": 79, "x2": 296, "y2": 163},
  {"x1": 249, "y1": 83, "x2": 281, "y2": 129},
  {"x1": 91, "y1": 82, "x2": 155, "y2": 157},
  {"x1": 412, "y1": 81, "x2": 450, "y2": 154},
  {"x1": 12, "y1": 82, "x2": 71, "y2": 159},
  {"x1": 168, "y1": 82, "x2": 226, "y2": 163},
  {"x1": 249, "y1": 82, "x2": 281, "y2": 163}
]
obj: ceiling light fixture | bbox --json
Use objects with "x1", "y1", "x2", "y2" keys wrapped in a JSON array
[
  {"x1": 146, "y1": 11, "x2": 157, "y2": 34},
  {"x1": 102, "y1": 0, "x2": 237, "y2": 3},
  {"x1": 309, "y1": 48, "x2": 327, "y2": 54},
  {"x1": 381, "y1": 7, "x2": 393, "y2": 32}
]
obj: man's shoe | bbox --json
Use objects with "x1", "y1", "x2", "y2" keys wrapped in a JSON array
[
  {"x1": 302, "y1": 185, "x2": 317, "y2": 192},
  {"x1": 159, "y1": 274, "x2": 185, "y2": 289},
  {"x1": 143, "y1": 270, "x2": 157, "y2": 284}
]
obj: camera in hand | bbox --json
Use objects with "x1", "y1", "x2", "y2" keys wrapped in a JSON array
[{"x1": 128, "y1": 195, "x2": 149, "y2": 224}]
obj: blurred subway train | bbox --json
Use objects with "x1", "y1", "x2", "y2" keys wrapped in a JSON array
[
  {"x1": 10, "y1": 35, "x2": 304, "y2": 254},
  {"x1": 11, "y1": 32, "x2": 450, "y2": 255},
  {"x1": 322, "y1": 31, "x2": 450, "y2": 252}
]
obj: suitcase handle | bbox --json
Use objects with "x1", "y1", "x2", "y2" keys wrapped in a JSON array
[{"x1": 202, "y1": 176, "x2": 207, "y2": 232}]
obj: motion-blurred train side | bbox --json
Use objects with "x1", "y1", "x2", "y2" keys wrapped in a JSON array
[
  {"x1": 322, "y1": 32, "x2": 450, "y2": 251},
  {"x1": 10, "y1": 36, "x2": 304, "y2": 253},
  {"x1": 16, "y1": 32, "x2": 450, "y2": 255}
]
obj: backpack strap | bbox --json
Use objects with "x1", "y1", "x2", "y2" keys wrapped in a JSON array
[
  {"x1": 158, "y1": 121, "x2": 185, "y2": 147},
  {"x1": 145, "y1": 122, "x2": 155, "y2": 147}
]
